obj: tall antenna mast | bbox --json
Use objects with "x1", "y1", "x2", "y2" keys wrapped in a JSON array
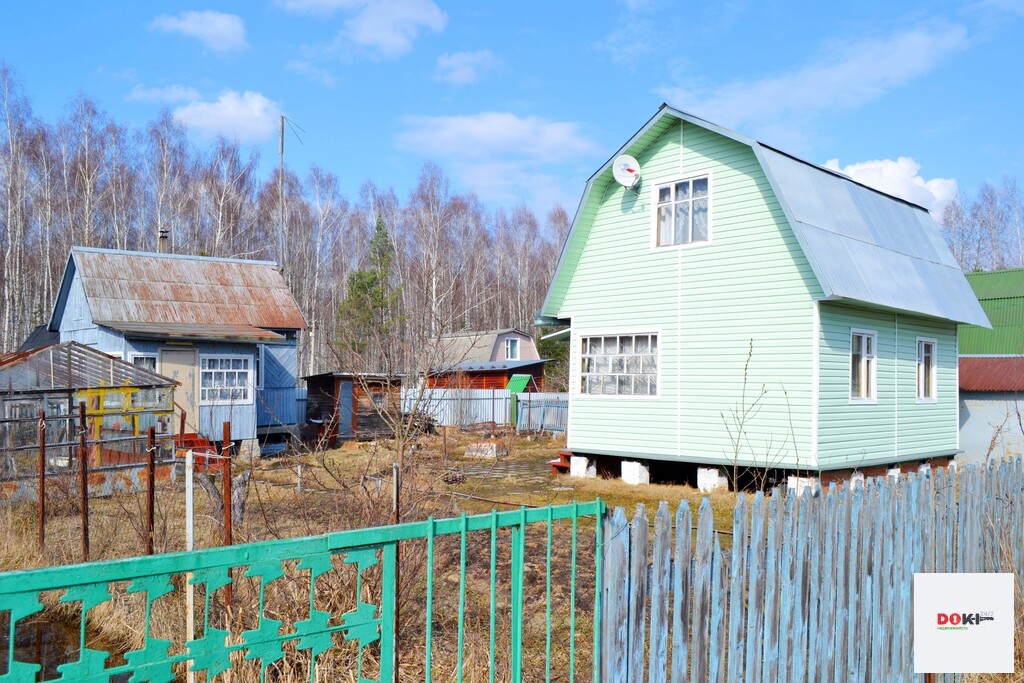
[{"x1": 278, "y1": 114, "x2": 285, "y2": 272}]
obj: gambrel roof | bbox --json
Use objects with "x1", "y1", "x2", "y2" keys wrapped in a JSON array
[{"x1": 540, "y1": 105, "x2": 990, "y2": 328}]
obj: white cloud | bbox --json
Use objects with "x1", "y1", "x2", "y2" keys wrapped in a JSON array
[
  {"x1": 276, "y1": 0, "x2": 445, "y2": 58},
  {"x1": 274, "y1": 0, "x2": 361, "y2": 14},
  {"x1": 435, "y1": 50, "x2": 498, "y2": 85},
  {"x1": 344, "y1": 0, "x2": 446, "y2": 57},
  {"x1": 396, "y1": 112, "x2": 598, "y2": 206},
  {"x1": 397, "y1": 112, "x2": 597, "y2": 163},
  {"x1": 124, "y1": 84, "x2": 198, "y2": 103},
  {"x1": 824, "y1": 157, "x2": 958, "y2": 217},
  {"x1": 149, "y1": 11, "x2": 248, "y2": 53},
  {"x1": 657, "y1": 23, "x2": 968, "y2": 135},
  {"x1": 126, "y1": 84, "x2": 200, "y2": 103},
  {"x1": 286, "y1": 60, "x2": 338, "y2": 87},
  {"x1": 173, "y1": 91, "x2": 280, "y2": 142}
]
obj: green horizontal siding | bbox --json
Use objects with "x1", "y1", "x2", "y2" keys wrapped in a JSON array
[
  {"x1": 559, "y1": 119, "x2": 821, "y2": 469},
  {"x1": 817, "y1": 303, "x2": 958, "y2": 469}
]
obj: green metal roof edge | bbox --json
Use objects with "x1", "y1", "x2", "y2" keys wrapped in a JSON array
[{"x1": 505, "y1": 374, "x2": 533, "y2": 393}]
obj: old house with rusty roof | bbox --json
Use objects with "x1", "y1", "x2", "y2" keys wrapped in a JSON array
[
  {"x1": 47, "y1": 247, "x2": 307, "y2": 455},
  {"x1": 958, "y1": 268, "x2": 1024, "y2": 464}
]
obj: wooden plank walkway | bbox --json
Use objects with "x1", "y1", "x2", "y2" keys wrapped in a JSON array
[{"x1": 599, "y1": 458, "x2": 1024, "y2": 682}]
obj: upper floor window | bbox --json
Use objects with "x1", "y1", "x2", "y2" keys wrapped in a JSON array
[
  {"x1": 132, "y1": 355, "x2": 157, "y2": 373},
  {"x1": 581, "y1": 334, "x2": 658, "y2": 396},
  {"x1": 505, "y1": 338, "x2": 520, "y2": 361},
  {"x1": 656, "y1": 175, "x2": 709, "y2": 247},
  {"x1": 917, "y1": 339, "x2": 936, "y2": 401},
  {"x1": 850, "y1": 330, "x2": 876, "y2": 401}
]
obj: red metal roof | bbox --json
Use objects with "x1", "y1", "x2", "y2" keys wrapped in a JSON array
[
  {"x1": 959, "y1": 357, "x2": 1024, "y2": 392},
  {"x1": 102, "y1": 322, "x2": 286, "y2": 344}
]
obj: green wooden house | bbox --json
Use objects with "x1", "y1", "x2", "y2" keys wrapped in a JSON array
[
  {"x1": 958, "y1": 268, "x2": 1024, "y2": 464},
  {"x1": 537, "y1": 105, "x2": 989, "y2": 482}
]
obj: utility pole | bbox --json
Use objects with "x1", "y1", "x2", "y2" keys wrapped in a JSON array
[{"x1": 278, "y1": 114, "x2": 285, "y2": 272}]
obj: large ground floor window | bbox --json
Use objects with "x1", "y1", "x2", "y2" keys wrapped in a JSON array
[
  {"x1": 200, "y1": 355, "x2": 253, "y2": 405},
  {"x1": 581, "y1": 333, "x2": 658, "y2": 396}
]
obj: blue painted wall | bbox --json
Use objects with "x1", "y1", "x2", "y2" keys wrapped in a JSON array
[
  {"x1": 257, "y1": 341, "x2": 300, "y2": 428},
  {"x1": 52, "y1": 269, "x2": 302, "y2": 443}
]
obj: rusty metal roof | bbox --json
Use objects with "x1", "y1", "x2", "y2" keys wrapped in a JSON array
[
  {"x1": 959, "y1": 357, "x2": 1024, "y2": 392},
  {"x1": 102, "y1": 322, "x2": 287, "y2": 344},
  {"x1": 49, "y1": 247, "x2": 306, "y2": 332},
  {"x1": 0, "y1": 341, "x2": 176, "y2": 395}
]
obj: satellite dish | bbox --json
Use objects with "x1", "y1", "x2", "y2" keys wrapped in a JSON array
[{"x1": 612, "y1": 154, "x2": 642, "y2": 190}]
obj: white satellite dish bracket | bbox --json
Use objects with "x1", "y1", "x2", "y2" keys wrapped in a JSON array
[{"x1": 612, "y1": 154, "x2": 642, "y2": 193}]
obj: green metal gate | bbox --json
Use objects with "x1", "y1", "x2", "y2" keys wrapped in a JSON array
[{"x1": 0, "y1": 500, "x2": 605, "y2": 682}]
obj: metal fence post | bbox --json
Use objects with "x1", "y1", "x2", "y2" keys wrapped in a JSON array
[
  {"x1": 37, "y1": 410, "x2": 46, "y2": 553},
  {"x1": 78, "y1": 402, "x2": 90, "y2": 562},
  {"x1": 146, "y1": 427, "x2": 156, "y2": 555}
]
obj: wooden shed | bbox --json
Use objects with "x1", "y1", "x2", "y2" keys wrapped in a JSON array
[{"x1": 303, "y1": 372, "x2": 399, "y2": 446}]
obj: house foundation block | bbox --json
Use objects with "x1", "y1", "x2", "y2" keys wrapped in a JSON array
[
  {"x1": 787, "y1": 475, "x2": 822, "y2": 497},
  {"x1": 570, "y1": 455, "x2": 596, "y2": 478},
  {"x1": 697, "y1": 467, "x2": 729, "y2": 493},
  {"x1": 621, "y1": 460, "x2": 650, "y2": 486},
  {"x1": 465, "y1": 440, "x2": 508, "y2": 458}
]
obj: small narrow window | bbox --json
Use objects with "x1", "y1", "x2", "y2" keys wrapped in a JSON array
[
  {"x1": 917, "y1": 339, "x2": 936, "y2": 401},
  {"x1": 132, "y1": 355, "x2": 157, "y2": 373},
  {"x1": 655, "y1": 175, "x2": 710, "y2": 247},
  {"x1": 505, "y1": 338, "x2": 520, "y2": 361},
  {"x1": 851, "y1": 331, "x2": 877, "y2": 401}
]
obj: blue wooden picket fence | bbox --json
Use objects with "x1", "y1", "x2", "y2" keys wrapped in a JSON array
[{"x1": 601, "y1": 458, "x2": 1024, "y2": 682}]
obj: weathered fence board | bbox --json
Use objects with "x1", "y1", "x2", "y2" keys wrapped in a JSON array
[{"x1": 600, "y1": 459, "x2": 1024, "y2": 682}]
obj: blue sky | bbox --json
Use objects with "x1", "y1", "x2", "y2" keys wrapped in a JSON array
[{"x1": 2, "y1": 0, "x2": 1023, "y2": 219}]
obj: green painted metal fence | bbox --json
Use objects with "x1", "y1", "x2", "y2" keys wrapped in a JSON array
[{"x1": 0, "y1": 500, "x2": 605, "y2": 682}]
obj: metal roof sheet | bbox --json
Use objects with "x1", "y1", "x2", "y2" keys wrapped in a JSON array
[
  {"x1": 757, "y1": 148, "x2": 989, "y2": 326},
  {"x1": 49, "y1": 247, "x2": 306, "y2": 332},
  {"x1": 541, "y1": 105, "x2": 991, "y2": 328},
  {"x1": 441, "y1": 359, "x2": 549, "y2": 373},
  {"x1": 960, "y1": 270, "x2": 1024, "y2": 354},
  {"x1": 959, "y1": 357, "x2": 1024, "y2": 391},
  {"x1": 505, "y1": 374, "x2": 533, "y2": 393},
  {"x1": 0, "y1": 342, "x2": 176, "y2": 394},
  {"x1": 963, "y1": 267, "x2": 1024, "y2": 301},
  {"x1": 101, "y1": 322, "x2": 287, "y2": 344}
]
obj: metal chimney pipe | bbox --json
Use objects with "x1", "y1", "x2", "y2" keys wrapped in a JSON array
[{"x1": 158, "y1": 229, "x2": 169, "y2": 254}]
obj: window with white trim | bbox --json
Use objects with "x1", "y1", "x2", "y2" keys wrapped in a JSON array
[
  {"x1": 850, "y1": 331, "x2": 877, "y2": 401},
  {"x1": 132, "y1": 355, "x2": 157, "y2": 372},
  {"x1": 656, "y1": 175, "x2": 709, "y2": 247},
  {"x1": 917, "y1": 339, "x2": 936, "y2": 401},
  {"x1": 199, "y1": 355, "x2": 253, "y2": 405},
  {"x1": 505, "y1": 338, "x2": 520, "y2": 361},
  {"x1": 581, "y1": 334, "x2": 657, "y2": 395}
]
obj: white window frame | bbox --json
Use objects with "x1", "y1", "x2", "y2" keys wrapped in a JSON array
[
  {"x1": 504, "y1": 337, "x2": 520, "y2": 361},
  {"x1": 850, "y1": 329, "x2": 877, "y2": 403},
  {"x1": 916, "y1": 337, "x2": 937, "y2": 403},
  {"x1": 578, "y1": 331, "x2": 660, "y2": 398},
  {"x1": 255, "y1": 346, "x2": 265, "y2": 390},
  {"x1": 131, "y1": 354, "x2": 158, "y2": 373},
  {"x1": 650, "y1": 171, "x2": 713, "y2": 250},
  {"x1": 199, "y1": 354, "x2": 255, "y2": 406}
]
